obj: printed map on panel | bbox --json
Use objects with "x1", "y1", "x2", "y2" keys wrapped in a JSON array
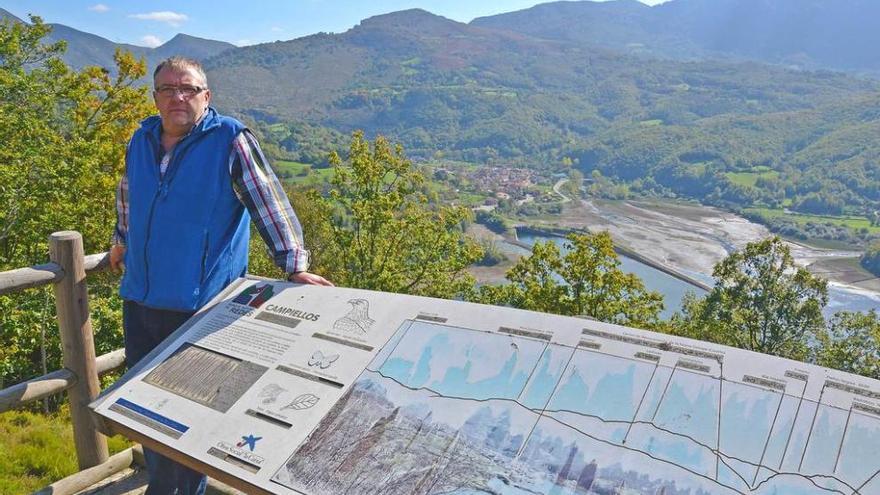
[{"x1": 272, "y1": 320, "x2": 880, "y2": 495}]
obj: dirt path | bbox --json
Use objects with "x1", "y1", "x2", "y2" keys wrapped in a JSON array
[{"x1": 552, "y1": 178, "x2": 571, "y2": 203}]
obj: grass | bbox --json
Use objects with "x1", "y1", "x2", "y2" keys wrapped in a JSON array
[
  {"x1": 725, "y1": 169, "x2": 779, "y2": 187},
  {"x1": 453, "y1": 192, "x2": 490, "y2": 206},
  {"x1": 745, "y1": 207, "x2": 880, "y2": 233},
  {"x1": 274, "y1": 160, "x2": 335, "y2": 186},
  {"x1": 0, "y1": 407, "x2": 131, "y2": 494},
  {"x1": 273, "y1": 159, "x2": 311, "y2": 175},
  {"x1": 266, "y1": 123, "x2": 287, "y2": 132}
]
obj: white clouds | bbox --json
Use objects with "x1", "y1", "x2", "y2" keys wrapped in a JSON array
[
  {"x1": 88, "y1": 4, "x2": 109, "y2": 12},
  {"x1": 271, "y1": 26, "x2": 283, "y2": 33},
  {"x1": 129, "y1": 11, "x2": 189, "y2": 27},
  {"x1": 140, "y1": 35, "x2": 163, "y2": 48},
  {"x1": 235, "y1": 39, "x2": 253, "y2": 46}
]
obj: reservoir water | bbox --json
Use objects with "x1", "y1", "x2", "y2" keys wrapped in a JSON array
[{"x1": 514, "y1": 233, "x2": 879, "y2": 319}]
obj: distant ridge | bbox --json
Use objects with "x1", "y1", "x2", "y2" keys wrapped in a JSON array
[
  {"x1": 0, "y1": 11, "x2": 234, "y2": 71},
  {"x1": 45, "y1": 23, "x2": 147, "y2": 70},
  {"x1": 471, "y1": 0, "x2": 880, "y2": 75},
  {"x1": 153, "y1": 34, "x2": 236, "y2": 62},
  {"x1": 10, "y1": 1, "x2": 880, "y2": 75},
  {"x1": 0, "y1": 7, "x2": 23, "y2": 23}
]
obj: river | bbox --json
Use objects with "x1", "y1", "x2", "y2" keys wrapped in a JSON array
[{"x1": 514, "y1": 233, "x2": 879, "y2": 319}]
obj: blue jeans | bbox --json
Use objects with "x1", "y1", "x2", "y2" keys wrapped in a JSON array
[{"x1": 123, "y1": 300, "x2": 207, "y2": 495}]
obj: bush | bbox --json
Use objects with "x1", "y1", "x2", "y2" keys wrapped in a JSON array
[
  {"x1": 862, "y1": 242, "x2": 880, "y2": 276},
  {"x1": 475, "y1": 210, "x2": 510, "y2": 234},
  {"x1": 475, "y1": 240, "x2": 508, "y2": 267}
]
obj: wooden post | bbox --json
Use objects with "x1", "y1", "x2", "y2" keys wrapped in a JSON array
[{"x1": 49, "y1": 231, "x2": 109, "y2": 469}]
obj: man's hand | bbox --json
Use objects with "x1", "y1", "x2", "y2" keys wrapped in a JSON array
[
  {"x1": 109, "y1": 244, "x2": 126, "y2": 273},
  {"x1": 287, "y1": 271, "x2": 334, "y2": 286}
]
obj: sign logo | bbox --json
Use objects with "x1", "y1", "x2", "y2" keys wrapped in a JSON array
[
  {"x1": 232, "y1": 283, "x2": 275, "y2": 308},
  {"x1": 236, "y1": 434, "x2": 262, "y2": 451}
]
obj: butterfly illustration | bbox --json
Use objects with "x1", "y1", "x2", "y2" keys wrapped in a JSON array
[{"x1": 308, "y1": 350, "x2": 340, "y2": 369}]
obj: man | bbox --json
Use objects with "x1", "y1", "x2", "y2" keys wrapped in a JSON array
[{"x1": 109, "y1": 56, "x2": 331, "y2": 494}]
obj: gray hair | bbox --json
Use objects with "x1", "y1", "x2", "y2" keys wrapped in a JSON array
[{"x1": 153, "y1": 56, "x2": 208, "y2": 87}]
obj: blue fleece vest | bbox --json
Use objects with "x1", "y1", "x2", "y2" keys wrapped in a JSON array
[{"x1": 119, "y1": 108, "x2": 250, "y2": 311}]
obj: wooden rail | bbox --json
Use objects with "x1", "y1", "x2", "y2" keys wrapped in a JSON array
[
  {"x1": 51, "y1": 231, "x2": 109, "y2": 468},
  {"x1": 0, "y1": 232, "x2": 248, "y2": 494},
  {"x1": 0, "y1": 253, "x2": 110, "y2": 296},
  {"x1": 0, "y1": 349, "x2": 125, "y2": 413},
  {"x1": 0, "y1": 231, "x2": 126, "y2": 479},
  {"x1": 32, "y1": 445, "x2": 143, "y2": 495}
]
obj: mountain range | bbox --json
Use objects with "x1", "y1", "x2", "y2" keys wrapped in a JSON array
[
  {"x1": 0, "y1": 7, "x2": 234, "y2": 70},
  {"x1": 3, "y1": 1, "x2": 879, "y2": 218},
  {"x1": 6, "y1": 0, "x2": 880, "y2": 76},
  {"x1": 473, "y1": 0, "x2": 880, "y2": 75}
]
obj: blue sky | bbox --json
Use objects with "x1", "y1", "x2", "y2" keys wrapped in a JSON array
[{"x1": 1, "y1": 0, "x2": 667, "y2": 48}]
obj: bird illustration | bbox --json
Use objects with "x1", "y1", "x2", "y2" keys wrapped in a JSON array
[
  {"x1": 258, "y1": 383, "x2": 286, "y2": 405},
  {"x1": 333, "y1": 299, "x2": 375, "y2": 334}
]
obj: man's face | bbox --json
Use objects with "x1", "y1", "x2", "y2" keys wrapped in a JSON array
[{"x1": 153, "y1": 66, "x2": 211, "y2": 135}]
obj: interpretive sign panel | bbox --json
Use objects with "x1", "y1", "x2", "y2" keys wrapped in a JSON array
[{"x1": 92, "y1": 277, "x2": 880, "y2": 495}]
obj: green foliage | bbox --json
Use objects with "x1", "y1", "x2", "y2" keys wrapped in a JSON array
[
  {"x1": 0, "y1": 17, "x2": 150, "y2": 388},
  {"x1": 725, "y1": 169, "x2": 779, "y2": 188},
  {"x1": 254, "y1": 120, "x2": 348, "y2": 167},
  {"x1": 817, "y1": 311, "x2": 880, "y2": 380},
  {"x1": 861, "y1": 241, "x2": 880, "y2": 276},
  {"x1": 0, "y1": 17, "x2": 151, "y2": 266},
  {"x1": 792, "y1": 191, "x2": 845, "y2": 216},
  {"x1": 474, "y1": 232, "x2": 664, "y2": 328},
  {"x1": 672, "y1": 237, "x2": 828, "y2": 361},
  {"x1": 474, "y1": 239, "x2": 507, "y2": 267},
  {"x1": 562, "y1": 169, "x2": 584, "y2": 199},
  {"x1": 742, "y1": 208, "x2": 880, "y2": 246},
  {"x1": 273, "y1": 160, "x2": 335, "y2": 186},
  {"x1": 310, "y1": 132, "x2": 482, "y2": 298},
  {"x1": 474, "y1": 210, "x2": 509, "y2": 234},
  {"x1": 573, "y1": 102, "x2": 880, "y2": 241}
]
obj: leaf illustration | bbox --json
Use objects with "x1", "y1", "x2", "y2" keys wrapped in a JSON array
[{"x1": 283, "y1": 393, "x2": 320, "y2": 410}]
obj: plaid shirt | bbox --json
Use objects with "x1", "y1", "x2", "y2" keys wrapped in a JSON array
[{"x1": 113, "y1": 129, "x2": 309, "y2": 273}]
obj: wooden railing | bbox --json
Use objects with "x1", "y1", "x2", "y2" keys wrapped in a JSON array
[{"x1": 0, "y1": 231, "x2": 131, "y2": 494}]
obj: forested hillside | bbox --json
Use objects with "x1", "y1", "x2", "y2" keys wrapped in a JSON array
[
  {"x1": 200, "y1": 8, "x2": 880, "y2": 233},
  {"x1": 6, "y1": 3, "x2": 880, "y2": 226},
  {"x1": 206, "y1": 8, "x2": 878, "y2": 163}
]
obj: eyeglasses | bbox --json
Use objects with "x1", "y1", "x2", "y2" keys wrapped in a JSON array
[{"x1": 154, "y1": 85, "x2": 206, "y2": 98}]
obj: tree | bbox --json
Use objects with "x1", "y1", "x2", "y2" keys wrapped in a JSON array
[
  {"x1": 563, "y1": 169, "x2": 584, "y2": 199},
  {"x1": 672, "y1": 237, "x2": 827, "y2": 361},
  {"x1": 475, "y1": 232, "x2": 664, "y2": 328},
  {"x1": 817, "y1": 311, "x2": 880, "y2": 380},
  {"x1": 861, "y1": 240, "x2": 880, "y2": 277},
  {"x1": 0, "y1": 17, "x2": 152, "y2": 266},
  {"x1": 311, "y1": 131, "x2": 482, "y2": 299},
  {"x1": 0, "y1": 17, "x2": 151, "y2": 388}
]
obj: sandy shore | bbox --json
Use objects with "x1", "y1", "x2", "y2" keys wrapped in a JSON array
[{"x1": 514, "y1": 199, "x2": 880, "y2": 296}]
